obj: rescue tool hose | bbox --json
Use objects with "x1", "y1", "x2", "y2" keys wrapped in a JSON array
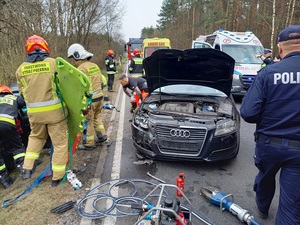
[
  {"x1": 2, "y1": 163, "x2": 52, "y2": 208},
  {"x1": 76, "y1": 178, "x2": 215, "y2": 225},
  {"x1": 2, "y1": 146, "x2": 54, "y2": 208}
]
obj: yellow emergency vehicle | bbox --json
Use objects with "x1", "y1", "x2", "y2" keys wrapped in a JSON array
[{"x1": 141, "y1": 37, "x2": 171, "y2": 58}]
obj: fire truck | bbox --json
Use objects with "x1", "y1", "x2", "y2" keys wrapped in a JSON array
[
  {"x1": 125, "y1": 38, "x2": 144, "y2": 61},
  {"x1": 141, "y1": 37, "x2": 171, "y2": 58},
  {"x1": 192, "y1": 29, "x2": 264, "y2": 97}
]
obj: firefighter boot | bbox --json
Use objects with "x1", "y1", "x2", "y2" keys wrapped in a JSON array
[
  {"x1": 22, "y1": 169, "x2": 32, "y2": 180},
  {"x1": 96, "y1": 131, "x2": 107, "y2": 144},
  {"x1": 0, "y1": 171, "x2": 16, "y2": 189},
  {"x1": 22, "y1": 157, "x2": 43, "y2": 179},
  {"x1": 51, "y1": 179, "x2": 62, "y2": 187},
  {"x1": 15, "y1": 157, "x2": 24, "y2": 177}
]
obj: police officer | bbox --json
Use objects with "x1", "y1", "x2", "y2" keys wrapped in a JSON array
[
  {"x1": 240, "y1": 25, "x2": 300, "y2": 224},
  {"x1": 256, "y1": 48, "x2": 273, "y2": 67},
  {"x1": 118, "y1": 74, "x2": 148, "y2": 111},
  {"x1": 128, "y1": 48, "x2": 144, "y2": 78},
  {"x1": 68, "y1": 43, "x2": 107, "y2": 150},
  {"x1": 105, "y1": 49, "x2": 117, "y2": 92},
  {"x1": 0, "y1": 85, "x2": 26, "y2": 188},
  {"x1": 16, "y1": 35, "x2": 68, "y2": 187}
]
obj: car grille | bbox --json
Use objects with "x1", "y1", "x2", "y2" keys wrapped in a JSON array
[
  {"x1": 241, "y1": 75, "x2": 256, "y2": 88},
  {"x1": 156, "y1": 125, "x2": 207, "y2": 156}
]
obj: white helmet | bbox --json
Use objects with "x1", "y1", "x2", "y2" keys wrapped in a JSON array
[{"x1": 67, "y1": 43, "x2": 93, "y2": 60}]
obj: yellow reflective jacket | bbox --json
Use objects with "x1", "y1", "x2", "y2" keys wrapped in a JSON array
[
  {"x1": 77, "y1": 61, "x2": 103, "y2": 100},
  {"x1": 15, "y1": 57, "x2": 66, "y2": 124}
]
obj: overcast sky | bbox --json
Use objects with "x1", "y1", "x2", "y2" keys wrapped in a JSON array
[{"x1": 121, "y1": 0, "x2": 164, "y2": 41}]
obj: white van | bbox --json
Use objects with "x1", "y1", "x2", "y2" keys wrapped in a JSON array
[{"x1": 192, "y1": 29, "x2": 264, "y2": 97}]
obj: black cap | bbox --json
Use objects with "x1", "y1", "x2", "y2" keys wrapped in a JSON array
[
  {"x1": 278, "y1": 25, "x2": 300, "y2": 42},
  {"x1": 264, "y1": 48, "x2": 272, "y2": 54}
]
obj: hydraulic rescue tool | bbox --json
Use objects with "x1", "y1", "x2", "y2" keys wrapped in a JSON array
[
  {"x1": 102, "y1": 102, "x2": 120, "y2": 112},
  {"x1": 200, "y1": 187, "x2": 262, "y2": 225},
  {"x1": 132, "y1": 183, "x2": 192, "y2": 225}
]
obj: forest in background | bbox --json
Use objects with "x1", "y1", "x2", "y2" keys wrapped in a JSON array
[
  {"x1": 142, "y1": 0, "x2": 300, "y2": 53},
  {"x1": 0, "y1": 0, "x2": 125, "y2": 85},
  {"x1": 1, "y1": 0, "x2": 300, "y2": 85}
]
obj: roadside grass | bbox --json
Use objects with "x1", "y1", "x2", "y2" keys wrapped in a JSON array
[{"x1": 0, "y1": 66, "x2": 122, "y2": 225}]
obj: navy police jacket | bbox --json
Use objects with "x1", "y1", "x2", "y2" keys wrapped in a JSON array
[{"x1": 240, "y1": 51, "x2": 300, "y2": 140}]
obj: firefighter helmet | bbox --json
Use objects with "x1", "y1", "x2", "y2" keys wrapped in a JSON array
[
  {"x1": 107, "y1": 49, "x2": 114, "y2": 56},
  {"x1": 67, "y1": 43, "x2": 93, "y2": 60},
  {"x1": 133, "y1": 48, "x2": 140, "y2": 56},
  {"x1": 25, "y1": 35, "x2": 50, "y2": 54},
  {"x1": 0, "y1": 85, "x2": 13, "y2": 94}
]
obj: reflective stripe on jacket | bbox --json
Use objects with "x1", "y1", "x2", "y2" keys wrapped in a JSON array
[
  {"x1": 15, "y1": 57, "x2": 66, "y2": 124},
  {"x1": 78, "y1": 61, "x2": 103, "y2": 100}
]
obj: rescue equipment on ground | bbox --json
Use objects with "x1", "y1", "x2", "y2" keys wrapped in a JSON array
[
  {"x1": 77, "y1": 178, "x2": 215, "y2": 225},
  {"x1": 176, "y1": 173, "x2": 185, "y2": 197},
  {"x1": 66, "y1": 170, "x2": 82, "y2": 190},
  {"x1": 200, "y1": 187, "x2": 262, "y2": 225},
  {"x1": 102, "y1": 102, "x2": 120, "y2": 112},
  {"x1": 2, "y1": 146, "x2": 54, "y2": 208},
  {"x1": 50, "y1": 201, "x2": 76, "y2": 214}
]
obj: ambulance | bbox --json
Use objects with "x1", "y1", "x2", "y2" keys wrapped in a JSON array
[
  {"x1": 141, "y1": 37, "x2": 171, "y2": 58},
  {"x1": 192, "y1": 29, "x2": 264, "y2": 97}
]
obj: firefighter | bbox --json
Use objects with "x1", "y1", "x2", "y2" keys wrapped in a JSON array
[
  {"x1": 128, "y1": 48, "x2": 144, "y2": 78},
  {"x1": 15, "y1": 35, "x2": 68, "y2": 187},
  {"x1": 67, "y1": 43, "x2": 107, "y2": 150},
  {"x1": 0, "y1": 85, "x2": 26, "y2": 188},
  {"x1": 118, "y1": 74, "x2": 148, "y2": 111},
  {"x1": 105, "y1": 49, "x2": 117, "y2": 92}
]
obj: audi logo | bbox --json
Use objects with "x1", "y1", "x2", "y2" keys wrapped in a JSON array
[{"x1": 170, "y1": 129, "x2": 190, "y2": 138}]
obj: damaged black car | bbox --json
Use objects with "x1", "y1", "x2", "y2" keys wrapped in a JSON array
[{"x1": 131, "y1": 48, "x2": 240, "y2": 162}]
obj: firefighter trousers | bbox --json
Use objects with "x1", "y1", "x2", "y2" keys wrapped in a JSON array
[
  {"x1": 23, "y1": 120, "x2": 68, "y2": 180},
  {"x1": 0, "y1": 122, "x2": 25, "y2": 173},
  {"x1": 85, "y1": 99, "x2": 106, "y2": 146}
]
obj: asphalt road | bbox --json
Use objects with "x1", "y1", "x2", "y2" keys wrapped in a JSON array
[{"x1": 93, "y1": 89, "x2": 279, "y2": 225}]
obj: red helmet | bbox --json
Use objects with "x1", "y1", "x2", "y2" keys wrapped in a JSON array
[
  {"x1": 0, "y1": 85, "x2": 13, "y2": 94},
  {"x1": 133, "y1": 48, "x2": 140, "y2": 56},
  {"x1": 107, "y1": 49, "x2": 114, "y2": 56},
  {"x1": 25, "y1": 35, "x2": 50, "y2": 54}
]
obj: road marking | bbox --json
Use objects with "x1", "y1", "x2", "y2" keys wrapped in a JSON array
[
  {"x1": 79, "y1": 84, "x2": 125, "y2": 225},
  {"x1": 103, "y1": 84, "x2": 126, "y2": 224}
]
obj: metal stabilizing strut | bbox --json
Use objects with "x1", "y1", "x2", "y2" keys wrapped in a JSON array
[{"x1": 200, "y1": 187, "x2": 262, "y2": 225}]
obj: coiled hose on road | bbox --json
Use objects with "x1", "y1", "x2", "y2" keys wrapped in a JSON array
[{"x1": 76, "y1": 178, "x2": 216, "y2": 225}]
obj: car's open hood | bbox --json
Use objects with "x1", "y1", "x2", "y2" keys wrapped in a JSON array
[{"x1": 143, "y1": 48, "x2": 235, "y2": 96}]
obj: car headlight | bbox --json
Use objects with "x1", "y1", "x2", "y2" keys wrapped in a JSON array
[
  {"x1": 215, "y1": 119, "x2": 238, "y2": 136},
  {"x1": 134, "y1": 114, "x2": 148, "y2": 129}
]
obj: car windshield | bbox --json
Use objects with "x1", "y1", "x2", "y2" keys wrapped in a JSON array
[
  {"x1": 144, "y1": 46, "x2": 170, "y2": 58},
  {"x1": 193, "y1": 42, "x2": 212, "y2": 49},
  {"x1": 153, "y1": 84, "x2": 226, "y2": 97},
  {"x1": 222, "y1": 44, "x2": 263, "y2": 64},
  {"x1": 129, "y1": 43, "x2": 142, "y2": 52}
]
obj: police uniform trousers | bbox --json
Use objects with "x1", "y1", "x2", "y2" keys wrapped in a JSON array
[
  {"x1": 254, "y1": 137, "x2": 300, "y2": 225},
  {"x1": 0, "y1": 122, "x2": 25, "y2": 174},
  {"x1": 23, "y1": 120, "x2": 68, "y2": 180},
  {"x1": 85, "y1": 98, "x2": 106, "y2": 146}
]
